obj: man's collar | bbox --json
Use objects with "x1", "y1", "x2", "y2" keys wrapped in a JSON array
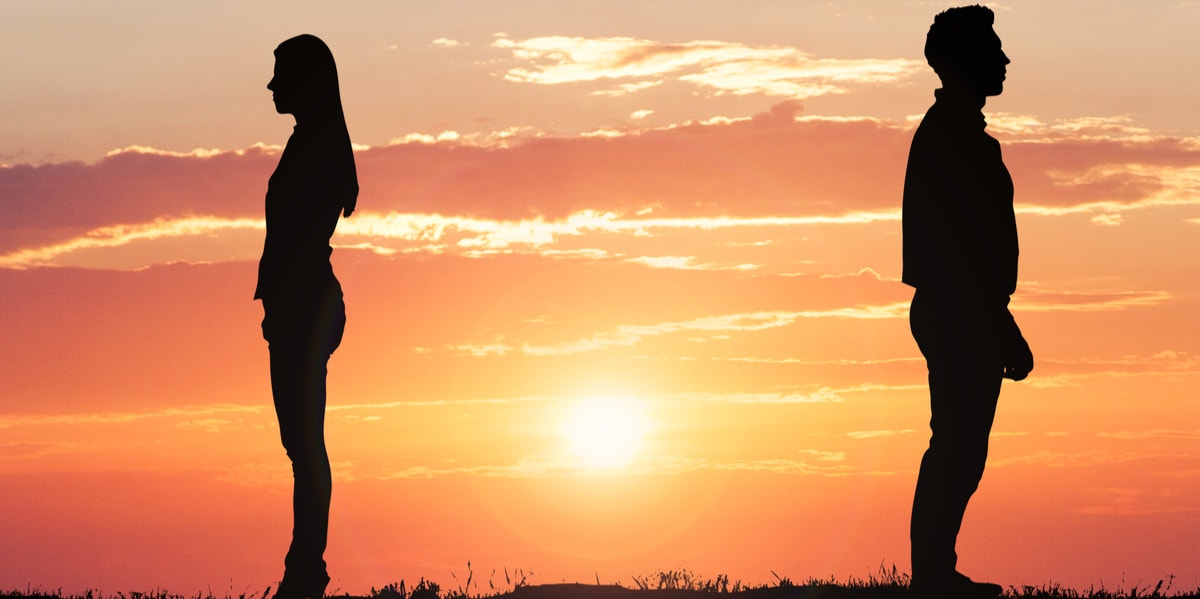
[{"x1": 933, "y1": 88, "x2": 987, "y2": 130}]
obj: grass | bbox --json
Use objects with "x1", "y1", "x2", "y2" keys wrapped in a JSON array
[{"x1": 3, "y1": 566, "x2": 1198, "y2": 599}]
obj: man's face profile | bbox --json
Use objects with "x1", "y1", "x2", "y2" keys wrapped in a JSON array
[
  {"x1": 946, "y1": 26, "x2": 1010, "y2": 98},
  {"x1": 967, "y1": 27, "x2": 1009, "y2": 97}
]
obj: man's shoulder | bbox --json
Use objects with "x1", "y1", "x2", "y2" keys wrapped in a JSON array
[{"x1": 912, "y1": 103, "x2": 956, "y2": 138}]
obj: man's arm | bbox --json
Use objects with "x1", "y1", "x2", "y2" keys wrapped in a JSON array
[{"x1": 1001, "y1": 307, "x2": 1033, "y2": 380}]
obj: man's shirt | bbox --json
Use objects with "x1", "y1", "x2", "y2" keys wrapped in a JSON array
[{"x1": 902, "y1": 88, "x2": 1018, "y2": 302}]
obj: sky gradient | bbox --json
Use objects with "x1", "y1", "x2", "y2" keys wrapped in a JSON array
[{"x1": 2, "y1": 1, "x2": 1199, "y2": 595}]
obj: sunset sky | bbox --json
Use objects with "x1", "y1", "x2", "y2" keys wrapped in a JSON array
[{"x1": 2, "y1": 0, "x2": 1200, "y2": 594}]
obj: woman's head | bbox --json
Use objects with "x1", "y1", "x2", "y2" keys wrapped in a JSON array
[{"x1": 268, "y1": 34, "x2": 345, "y2": 122}]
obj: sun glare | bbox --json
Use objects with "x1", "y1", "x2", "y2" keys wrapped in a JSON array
[{"x1": 562, "y1": 396, "x2": 652, "y2": 469}]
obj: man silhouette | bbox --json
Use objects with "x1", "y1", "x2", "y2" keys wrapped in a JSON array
[{"x1": 902, "y1": 5, "x2": 1033, "y2": 598}]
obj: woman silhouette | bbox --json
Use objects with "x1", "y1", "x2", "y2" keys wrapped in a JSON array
[{"x1": 255, "y1": 34, "x2": 357, "y2": 599}]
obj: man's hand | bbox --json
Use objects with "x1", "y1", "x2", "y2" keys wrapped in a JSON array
[{"x1": 1003, "y1": 331, "x2": 1033, "y2": 381}]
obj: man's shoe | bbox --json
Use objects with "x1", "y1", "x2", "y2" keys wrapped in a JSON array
[
  {"x1": 951, "y1": 571, "x2": 1002, "y2": 597},
  {"x1": 912, "y1": 571, "x2": 1002, "y2": 598}
]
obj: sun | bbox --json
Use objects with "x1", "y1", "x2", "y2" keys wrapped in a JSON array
[{"x1": 562, "y1": 396, "x2": 652, "y2": 469}]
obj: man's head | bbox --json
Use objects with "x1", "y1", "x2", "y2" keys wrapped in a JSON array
[{"x1": 925, "y1": 5, "x2": 1010, "y2": 97}]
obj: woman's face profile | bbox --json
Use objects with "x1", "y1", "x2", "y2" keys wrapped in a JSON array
[
  {"x1": 267, "y1": 57, "x2": 300, "y2": 115},
  {"x1": 267, "y1": 36, "x2": 341, "y2": 121}
]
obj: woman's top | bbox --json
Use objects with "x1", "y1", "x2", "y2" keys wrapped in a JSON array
[{"x1": 254, "y1": 122, "x2": 357, "y2": 303}]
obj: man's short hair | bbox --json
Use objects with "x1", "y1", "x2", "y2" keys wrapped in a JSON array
[{"x1": 925, "y1": 5, "x2": 995, "y2": 80}]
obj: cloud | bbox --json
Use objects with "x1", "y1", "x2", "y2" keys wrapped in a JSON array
[
  {"x1": 0, "y1": 441, "x2": 80, "y2": 459},
  {"x1": 7, "y1": 103, "x2": 1200, "y2": 270},
  {"x1": 518, "y1": 304, "x2": 907, "y2": 355},
  {"x1": 0, "y1": 145, "x2": 276, "y2": 255},
  {"x1": 846, "y1": 429, "x2": 916, "y2": 439},
  {"x1": 0, "y1": 404, "x2": 263, "y2": 430},
  {"x1": 1007, "y1": 139, "x2": 1200, "y2": 215},
  {"x1": 677, "y1": 390, "x2": 845, "y2": 404},
  {"x1": 1020, "y1": 351, "x2": 1200, "y2": 388},
  {"x1": 0, "y1": 209, "x2": 900, "y2": 269},
  {"x1": 1075, "y1": 486, "x2": 1200, "y2": 516},
  {"x1": 0, "y1": 216, "x2": 262, "y2": 269},
  {"x1": 445, "y1": 341, "x2": 516, "y2": 357},
  {"x1": 819, "y1": 267, "x2": 895, "y2": 281},
  {"x1": 989, "y1": 449, "x2": 1168, "y2": 469},
  {"x1": 4, "y1": 107, "x2": 916, "y2": 259},
  {"x1": 325, "y1": 396, "x2": 554, "y2": 411},
  {"x1": 372, "y1": 454, "x2": 870, "y2": 480},
  {"x1": 985, "y1": 114, "x2": 1154, "y2": 141},
  {"x1": 1097, "y1": 429, "x2": 1200, "y2": 440},
  {"x1": 591, "y1": 81, "x2": 664, "y2": 97},
  {"x1": 175, "y1": 418, "x2": 246, "y2": 433},
  {"x1": 493, "y1": 35, "x2": 922, "y2": 99},
  {"x1": 798, "y1": 449, "x2": 846, "y2": 462},
  {"x1": 1091, "y1": 213, "x2": 1123, "y2": 226},
  {"x1": 1014, "y1": 288, "x2": 1171, "y2": 312},
  {"x1": 452, "y1": 305, "x2": 910, "y2": 358},
  {"x1": 724, "y1": 357, "x2": 923, "y2": 369},
  {"x1": 625, "y1": 255, "x2": 760, "y2": 271}
]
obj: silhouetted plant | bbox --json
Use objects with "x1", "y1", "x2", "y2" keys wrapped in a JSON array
[{"x1": 4, "y1": 569, "x2": 1199, "y2": 599}]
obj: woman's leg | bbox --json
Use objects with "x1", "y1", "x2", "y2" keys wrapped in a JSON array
[
  {"x1": 270, "y1": 341, "x2": 332, "y2": 585},
  {"x1": 266, "y1": 290, "x2": 344, "y2": 597}
]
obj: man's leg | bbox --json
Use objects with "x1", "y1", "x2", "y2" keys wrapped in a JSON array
[{"x1": 909, "y1": 291, "x2": 1003, "y2": 594}]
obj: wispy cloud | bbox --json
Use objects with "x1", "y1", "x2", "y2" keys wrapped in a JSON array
[
  {"x1": 0, "y1": 216, "x2": 262, "y2": 269},
  {"x1": 493, "y1": 35, "x2": 921, "y2": 99},
  {"x1": 1022, "y1": 351, "x2": 1200, "y2": 388},
  {"x1": 1076, "y1": 486, "x2": 1200, "y2": 516},
  {"x1": 985, "y1": 114, "x2": 1154, "y2": 141},
  {"x1": 1014, "y1": 288, "x2": 1171, "y2": 312},
  {"x1": 1, "y1": 209, "x2": 899, "y2": 269},
  {"x1": 339, "y1": 210, "x2": 898, "y2": 250},
  {"x1": 723, "y1": 357, "x2": 922, "y2": 367},
  {"x1": 625, "y1": 255, "x2": 760, "y2": 271},
  {"x1": 0, "y1": 441, "x2": 80, "y2": 459},
  {"x1": 819, "y1": 267, "x2": 896, "y2": 281},
  {"x1": 678, "y1": 389, "x2": 845, "y2": 404},
  {"x1": 846, "y1": 429, "x2": 916, "y2": 439},
  {"x1": 0, "y1": 404, "x2": 263, "y2": 430},
  {"x1": 371, "y1": 454, "x2": 883, "y2": 480},
  {"x1": 517, "y1": 305, "x2": 909, "y2": 357},
  {"x1": 989, "y1": 449, "x2": 1169, "y2": 469},
  {"x1": 8, "y1": 104, "x2": 1200, "y2": 271},
  {"x1": 1097, "y1": 429, "x2": 1200, "y2": 440},
  {"x1": 175, "y1": 418, "x2": 247, "y2": 433}
]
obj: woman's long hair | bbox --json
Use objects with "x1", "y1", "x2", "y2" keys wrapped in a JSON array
[
  {"x1": 274, "y1": 34, "x2": 349, "y2": 129},
  {"x1": 274, "y1": 34, "x2": 357, "y2": 216}
]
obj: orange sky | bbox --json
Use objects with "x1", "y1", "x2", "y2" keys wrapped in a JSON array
[{"x1": 2, "y1": 1, "x2": 1199, "y2": 595}]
